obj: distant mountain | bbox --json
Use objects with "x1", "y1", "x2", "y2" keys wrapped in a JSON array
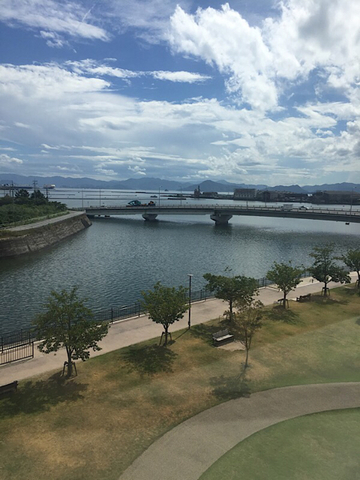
[
  {"x1": 186, "y1": 180, "x2": 240, "y2": 192},
  {"x1": 302, "y1": 182, "x2": 360, "y2": 193},
  {"x1": 267, "y1": 185, "x2": 306, "y2": 193},
  {"x1": 0, "y1": 173, "x2": 359, "y2": 194}
]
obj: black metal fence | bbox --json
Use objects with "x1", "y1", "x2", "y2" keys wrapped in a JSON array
[
  {"x1": 1, "y1": 329, "x2": 35, "y2": 365},
  {"x1": 0, "y1": 272, "x2": 312, "y2": 363}
]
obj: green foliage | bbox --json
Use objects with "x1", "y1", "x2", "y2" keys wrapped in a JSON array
[
  {"x1": 203, "y1": 271, "x2": 259, "y2": 321},
  {"x1": 14, "y1": 189, "x2": 30, "y2": 204},
  {"x1": 340, "y1": 248, "x2": 360, "y2": 288},
  {"x1": 33, "y1": 287, "x2": 109, "y2": 376},
  {"x1": 30, "y1": 189, "x2": 47, "y2": 204},
  {"x1": 141, "y1": 281, "x2": 188, "y2": 346},
  {"x1": 0, "y1": 200, "x2": 67, "y2": 227},
  {"x1": 233, "y1": 300, "x2": 263, "y2": 368},
  {"x1": 309, "y1": 244, "x2": 350, "y2": 296},
  {"x1": 267, "y1": 261, "x2": 303, "y2": 308}
]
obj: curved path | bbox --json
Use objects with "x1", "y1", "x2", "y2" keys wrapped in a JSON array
[{"x1": 119, "y1": 382, "x2": 360, "y2": 480}]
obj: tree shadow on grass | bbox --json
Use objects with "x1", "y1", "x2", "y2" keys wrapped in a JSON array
[
  {"x1": 189, "y1": 322, "x2": 226, "y2": 346},
  {"x1": 210, "y1": 371, "x2": 251, "y2": 401},
  {"x1": 310, "y1": 294, "x2": 348, "y2": 305},
  {"x1": 121, "y1": 344, "x2": 178, "y2": 377},
  {"x1": 266, "y1": 306, "x2": 300, "y2": 324},
  {"x1": 0, "y1": 372, "x2": 87, "y2": 418}
]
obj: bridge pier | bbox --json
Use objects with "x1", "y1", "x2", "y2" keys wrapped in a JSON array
[
  {"x1": 210, "y1": 213, "x2": 233, "y2": 225},
  {"x1": 142, "y1": 213, "x2": 158, "y2": 221}
]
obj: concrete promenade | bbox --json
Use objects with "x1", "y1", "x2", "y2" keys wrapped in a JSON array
[{"x1": 0, "y1": 274, "x2": 356, "y2": 385}]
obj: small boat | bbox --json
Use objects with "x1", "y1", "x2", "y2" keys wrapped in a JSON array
[
  {"x1": 43, "y1": 184, "x2": 55, "y2": 189},
  {"x1": 150, "y1": 195, "x2": 157, "y2": 198}
]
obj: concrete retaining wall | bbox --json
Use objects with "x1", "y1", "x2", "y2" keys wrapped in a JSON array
[{"x1": 0, "y1": 212, "x2": 91, "y2": 258}]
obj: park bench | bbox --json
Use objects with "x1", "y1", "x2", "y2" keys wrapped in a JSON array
[
  {"x1": 296, "y1": 293, "x2": 311, "y2": 302},
  {"x1": 213, "y1": 329, "x2": 234, "y2": 346},
  {"x1": 0, "y1": 380, "x2": 18, "y2": 396}
]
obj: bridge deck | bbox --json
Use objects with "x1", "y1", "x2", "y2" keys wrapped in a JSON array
[{"x1": 83, "y1": 204, "x2": 360, "y2": 224}]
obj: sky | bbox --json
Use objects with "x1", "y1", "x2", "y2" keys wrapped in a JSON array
[{"x1": 0, "y1": 0, "x2": 359, "y2": 186}]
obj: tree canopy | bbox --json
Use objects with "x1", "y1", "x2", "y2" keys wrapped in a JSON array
[
  {"x1": 203, "y1": 272, "x2": 259, "y2": 322},
  {"x1": 141, "y1": 282, "x2": 188, "y2": 346},
  {"x1": 33, "y1": 287, "x2": 109, "y2": 376},
  {"x1": 340, "y1": 248, "x2": 360, "y2": 288},
  {"x1": 309, "y1": 244, "x2": 350, "y2": 296},
  {"x1": 267, "y1": 261, "x2": 303, "y2": 308},
  {"x1": 232, "y1": 300, "x2": 263, "y2": 368}
]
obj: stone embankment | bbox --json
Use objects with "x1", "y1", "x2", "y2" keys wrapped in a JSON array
[{"x1": 0, "y1": 211, "x2": 91, "y2": 257}]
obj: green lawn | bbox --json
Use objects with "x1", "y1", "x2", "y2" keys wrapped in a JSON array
[
  {"x1": 200, "y1": 409, "x2": 360, "y2": 480},
  {"x1": 0, "y1": 286, "x2": 359, "y2": 480}
]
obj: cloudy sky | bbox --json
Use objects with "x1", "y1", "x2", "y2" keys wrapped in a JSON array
[{"x1": 0, "y1": 0, "x2": 359, "y2": 186}]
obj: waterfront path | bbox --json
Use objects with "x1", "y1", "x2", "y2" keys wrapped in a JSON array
[
  {"x1": 0, "y1": 274, "x2": 357, "y2": 385},
  {"x1": 119, "y1": 382, "x2": 360, "y2": 480},
  {"x1": 7, "y1": 210, "x2": 85, "y2": 232}
]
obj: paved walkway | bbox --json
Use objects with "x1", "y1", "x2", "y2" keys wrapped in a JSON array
[
  {"x1": 7, "y1": 210, "x2": 84, "y2": 232},
  {"x1": 0, "y1": 274, "x2": 356, "y2": 385},
  {"x1": 119, "y1": 382, "x2": 360, "y2": 480}
]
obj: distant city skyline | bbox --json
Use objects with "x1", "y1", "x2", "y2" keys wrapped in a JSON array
[{"x1": 0, "y1": 0, "x2": 359, "y2": 186}]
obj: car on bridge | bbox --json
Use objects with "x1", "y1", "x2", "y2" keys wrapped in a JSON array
[{"x1": 127, "y1": 200, "x2": 156, "y2": 207}]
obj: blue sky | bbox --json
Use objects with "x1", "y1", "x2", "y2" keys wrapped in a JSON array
[{"x1": 0, "y1": 0, "x2": 359, "y2": 186}]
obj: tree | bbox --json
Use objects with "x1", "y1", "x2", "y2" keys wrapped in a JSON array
[
  {"x1": 203, "y1": 272, "x2": 259, "y2": 322},
  {"x1": 340, "y1": 248, "x2": 360, "y2": 288},
  {"x1": 14, "y1": 189, "x2": 30, "y2": 204},
  {"x1": 33, "y1": 287, "x2": 109, "y2": 376},
  {"x1": 30, "y1": 189, "x2": 47, "y2": 205},
  {"x1": 141, "y1": 282, "x2": 188, "y2": 346},
  {"x1": 309, "y1": 244, "x2": 350, "y2": 296},
  {"x1": 232, "y1": 300, "x2": 263, "y2": 368},
  {"x1": 266, "y1": 261, "x2": 303, "y2": 308}
]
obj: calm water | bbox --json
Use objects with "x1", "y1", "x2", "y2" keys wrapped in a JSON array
[{"x1": 1, "y1": 189, "x2": 359, "y2": 333}]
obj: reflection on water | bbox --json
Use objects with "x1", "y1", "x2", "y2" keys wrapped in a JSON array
[{"x1": 1, "y1": 196, "x2": 359, "y2": 332}]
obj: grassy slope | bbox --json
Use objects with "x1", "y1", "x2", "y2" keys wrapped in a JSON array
[
  {"x1": 200, "y1": 409, "x2": 360, "y2": 480},
  {"x1": 0, "y1": 287, "x2": 359, "y2": 480}
]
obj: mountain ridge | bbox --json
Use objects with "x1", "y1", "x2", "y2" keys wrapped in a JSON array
[{"x1": 0, "y1": 174, "x2": 359, "y2": 193}]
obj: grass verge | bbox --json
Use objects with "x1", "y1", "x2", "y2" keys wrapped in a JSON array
[
  {"x1": 0, "y1": 286, "x2": 359, "y2": 480},
  {"x1": 199, "y1": 408, "x2": 360, "y2": 480}
]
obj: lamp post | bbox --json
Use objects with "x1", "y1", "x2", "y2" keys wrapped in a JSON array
[{"x1": 188, "y1": 274, "x2": 193, "y2": 329}]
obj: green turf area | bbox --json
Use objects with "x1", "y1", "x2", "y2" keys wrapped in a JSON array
[
  {"x1": 199, "y1": 408, "x2": 360, "y2": 480},
  {"x1": 0, "y1": 286, "x2": 359, "y2": 479}
]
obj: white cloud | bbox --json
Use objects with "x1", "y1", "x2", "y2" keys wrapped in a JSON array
[
  {"x1": 66, "y1": 59, "x2": 210, "y2": 84},
  {"x1": 0, "y1": 63, "x2": 110, "y2": 99},
  {"x1": 0, "y1": 0, "x2": 109, "y2": 42},
  {"x1": 151, "y1": 70, "x2": 210, "y2": 83},
  {"x1": 168, "y1": 1, "x2": 360, "y2": 110},
  {"x1": 0, "y1": 58, "x2": 359, "y2": 185},
  {"x1": 0, "y1": 153, "x2": 23, "y2": 166}
]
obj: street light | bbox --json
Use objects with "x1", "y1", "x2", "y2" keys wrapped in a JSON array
[{"x1": 188, "y1": 274, "x2": 193, "y2": 329}]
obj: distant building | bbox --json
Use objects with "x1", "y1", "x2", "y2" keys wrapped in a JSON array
[
  {"x1": 194, "y1": 185, "x2": 201, "y2": 198},
  {"x1": 311, "y1": 190, "x2": 360, "y2": 204},
  {"x1": 234, "y1": 188, "x2": 257, "y2": 199},
  {"x1": 256, "y1": 190, "x2": 279, "y2": 202}
]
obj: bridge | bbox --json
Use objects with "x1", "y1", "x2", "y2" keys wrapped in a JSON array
[{"x1": 84, "y1": 204, "x2": 360, "y2": 225}]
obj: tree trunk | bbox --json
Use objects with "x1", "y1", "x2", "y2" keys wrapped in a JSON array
[
  {"x1": 66, "y1": 348, "x2": 73, "y2": 377},
  {"x1": 357, "y1": 272, "x2": 360, "y2": 289},
  {"x1": 283, "y1": 292, "x2": 287, "y2": 308},
  {"x1": 244, "y1": 347, "x2": 249, "y2": 368},
  {"x1": 164, "y1": 325, "x2": 168, "y2": 346}
]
